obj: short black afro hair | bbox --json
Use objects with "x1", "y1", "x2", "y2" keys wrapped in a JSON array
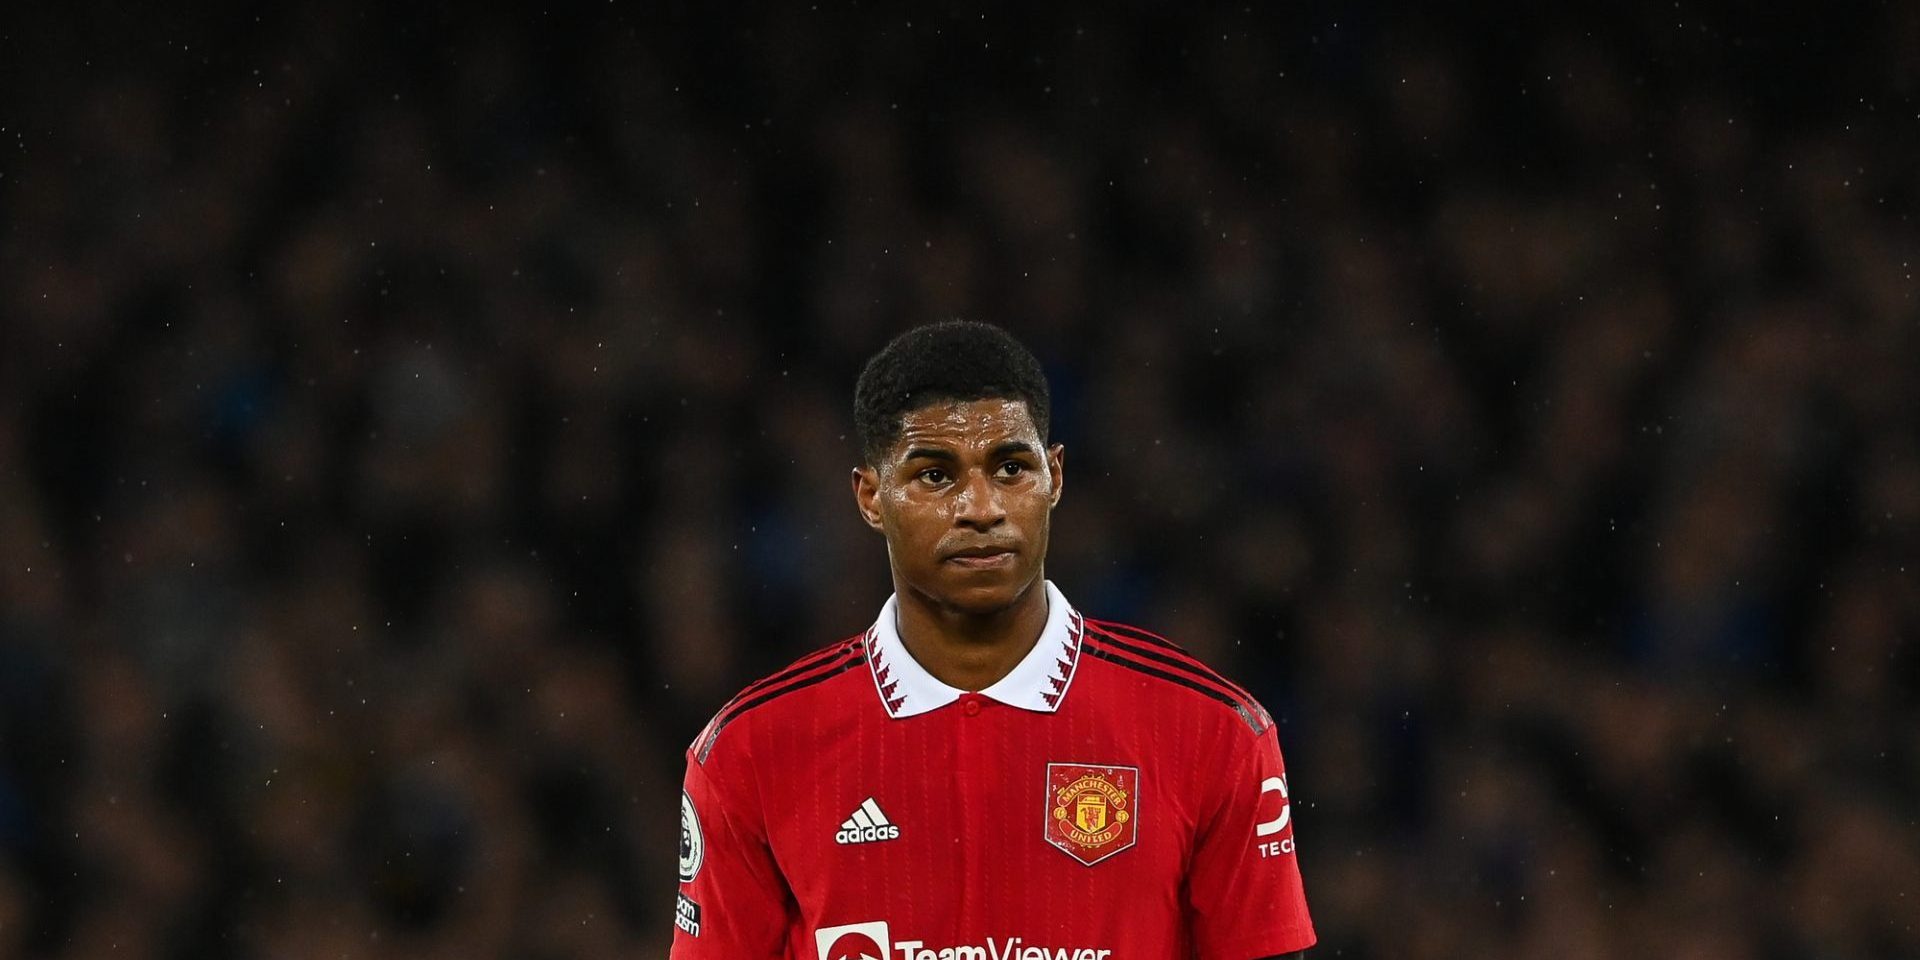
[{"x1": 854, "y1": 320, "x2": 1051, "y2": 464}]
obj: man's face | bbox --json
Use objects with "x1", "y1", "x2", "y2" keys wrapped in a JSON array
[{"x1": 853, "y1": 398, "x2": 1065, "y2": 616}]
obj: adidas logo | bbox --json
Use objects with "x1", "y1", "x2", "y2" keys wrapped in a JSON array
[{"x1": 834, "y1": 798, "x2": 900, "y2": 845}]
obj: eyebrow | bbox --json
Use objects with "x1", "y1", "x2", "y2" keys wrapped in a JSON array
[
  {"x1": 900, "y1": 441, "x2": 1035, "y2": 463},
  {"x1": 902, "y1": 447, "x2": 959, "y2": 463}
]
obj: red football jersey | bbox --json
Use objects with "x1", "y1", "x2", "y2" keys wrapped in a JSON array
[{"x1": 673, "y1": 582, "x2": 1315, "y2": 960}]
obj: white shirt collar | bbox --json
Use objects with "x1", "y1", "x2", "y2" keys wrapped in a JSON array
[{"x1": 865, "y1": 580, "x2": 1085, "y2": 718}]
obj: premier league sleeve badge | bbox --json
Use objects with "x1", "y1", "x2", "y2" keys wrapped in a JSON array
[{"x1": 680, "y1": 790, "x2": 705, "y2": 882}]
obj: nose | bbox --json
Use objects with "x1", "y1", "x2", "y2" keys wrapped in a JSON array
[{"x1": 952, "y1": 468, "x2": 1007, "y2": 530}]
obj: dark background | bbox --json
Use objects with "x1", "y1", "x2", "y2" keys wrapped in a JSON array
[{"x1": 2, "y1": 2, "x2": 1917, "y2": 958}]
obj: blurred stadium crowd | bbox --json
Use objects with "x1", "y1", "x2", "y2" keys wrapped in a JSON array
[{"x1": 2, "y1": 3, "x2": 1917, "y2": 958}]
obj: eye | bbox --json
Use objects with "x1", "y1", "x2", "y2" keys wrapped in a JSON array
[
  {"x1": 997, "y1": 461, "x2": 1026, "y2": 478},
  {"x1": 918, "y1": 468, "x2": 949, "y2": 485}
]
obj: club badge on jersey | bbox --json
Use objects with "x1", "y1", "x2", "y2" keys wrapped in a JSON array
[{"x1": 1044, "y1": 763, "x2": 1139, "y2": 866}]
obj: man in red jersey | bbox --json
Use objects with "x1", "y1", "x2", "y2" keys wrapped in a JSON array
[{"x1": 673, "y1": 321, "x2": 1313, "y2": 959}]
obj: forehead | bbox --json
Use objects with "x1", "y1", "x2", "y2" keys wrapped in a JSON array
[{"x1": 892, "y1": 398, "x2": 1040, "y2": 449}]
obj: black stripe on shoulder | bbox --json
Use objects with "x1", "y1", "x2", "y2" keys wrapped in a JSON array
[
  {"x1": 737, "y1": 634, "x2": 865, "y2": 699},
  {"x1": 706, "y1": 638, "x2": 860, "y2": 732},
  {"x1": 696, "y1": 642, "x2": 865, "y2": 763},
  {"x1": 1084, "y1": 620, "x2": 1264, "y2": 708},
  {"x1": 1082, "y1": 623, "x2": 1264, "y2": 711},
  {"x1": 1083, "y1": 640, "x2": 1268, "y2": 734}
]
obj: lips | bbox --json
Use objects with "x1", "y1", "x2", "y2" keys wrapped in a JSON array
[{"x1": 942, "y1": 543, "x2": 1018, "y2": 567}]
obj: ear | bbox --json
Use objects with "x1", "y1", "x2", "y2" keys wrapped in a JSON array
[
  {"x1": 852, "y1": 465, "x2": 885, "y2": 532},
  {"x1": 1046, "y1": 443, "x2": 1065, "y2": 508}
]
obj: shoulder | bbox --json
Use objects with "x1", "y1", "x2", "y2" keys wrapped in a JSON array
[
  {"x1": 689, "y1": 631, "x2": 871, "y2": 765},
  {"x1": 1076, "y1": 616, "x2": 1274, "y2": 736}
]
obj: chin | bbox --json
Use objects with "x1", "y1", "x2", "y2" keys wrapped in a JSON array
[{"x1": 929, "y1": 572, "x2": 1036, "y2": 616}]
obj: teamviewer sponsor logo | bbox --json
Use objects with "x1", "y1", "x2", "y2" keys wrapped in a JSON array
[
  {"x1": 891, "y1": 940, "x2": 1112, "y2": 960},
  {"x1": 835, "y1": 797, "x2": 901, "y2": 845},
  {"x1": 815, "y1": 921, "x2": 1111, "y2": 960}
]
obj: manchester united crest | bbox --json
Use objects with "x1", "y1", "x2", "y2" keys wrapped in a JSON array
[{"x1": 1045, "y1": 763, "x2": 1139, "y2": 865}]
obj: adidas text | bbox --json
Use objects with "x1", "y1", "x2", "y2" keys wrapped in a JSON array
[{"x1": 837, "y1": 823, "x2": 901, "y2": 844}]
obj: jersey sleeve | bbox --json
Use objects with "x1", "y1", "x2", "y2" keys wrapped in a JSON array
[
  {"x1": 671, "y1": 747, "x2": 795, "y2": 959},
  {"x1": 1184, "y1": 720, "x2": 1316, "y2": 959}
]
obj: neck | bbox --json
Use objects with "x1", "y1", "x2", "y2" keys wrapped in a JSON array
[{"x1": 892, "y1": 576, "x2": 1050, "y2": 692}]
